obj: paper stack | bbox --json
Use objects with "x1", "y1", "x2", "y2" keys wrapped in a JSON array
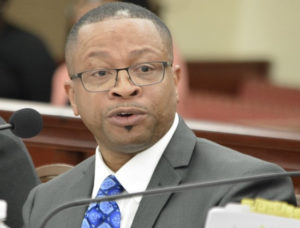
[{"x1": 205, "y1": 198, "x2": 300, "y2": 228}]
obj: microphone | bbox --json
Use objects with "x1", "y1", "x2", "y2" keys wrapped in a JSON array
[
  {"x1": 39, "y1": 171, "x2": 300, "y2": 228},
  {"x1": 0, "y1": 108, "x2": 43, "y2": 138}
]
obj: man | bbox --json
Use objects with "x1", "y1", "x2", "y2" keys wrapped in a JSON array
[
  {"x1": 22, "y1": 2, "x2": 296, "y2": 228},
  {"x1": 0, "y1": 117, "x2": 40, "y2": 228},
  {"x1": 0, "y1": 0, "x2": 56, "y2": 102}
]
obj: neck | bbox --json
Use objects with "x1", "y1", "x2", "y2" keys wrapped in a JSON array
[{"x1": 100, "y1": 149, "x2": 137, "y2": 172}]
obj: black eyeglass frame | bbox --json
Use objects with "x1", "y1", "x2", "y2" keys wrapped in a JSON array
[{"x1": 70, "y1": 61, "x2": 172, "y2": 92}]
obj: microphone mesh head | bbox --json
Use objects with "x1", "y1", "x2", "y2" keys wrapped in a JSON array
[{"x1": 9, "y1": 108, "x2": 43, "y2": 138}]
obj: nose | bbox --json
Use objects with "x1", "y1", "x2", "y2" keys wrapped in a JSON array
[{"x1": 108, "y1": 69, "x2": 141, "y2": 99}]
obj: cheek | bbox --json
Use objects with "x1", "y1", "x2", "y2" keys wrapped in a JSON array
[
  {"x1": 75, "y1": 94, "x2": 107, "y2": 140},
  {"x1": 75, "y1": 92, "x2": 102, "y2": 121},
  {"x1": 150, "y1": 83, "x2": 178, "y2": 116}
]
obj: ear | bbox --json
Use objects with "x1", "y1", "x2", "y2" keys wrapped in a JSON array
[
  {"x1": 64, "y1": 80, "x2": 79, "y2": 116},
  {"x1": 172, "y1": 64, "x2": 181, "y2": 103}
]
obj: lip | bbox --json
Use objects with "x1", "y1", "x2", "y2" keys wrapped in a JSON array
[{"x1": 107, "y1": 107, "x2": 147, "y2": 127}]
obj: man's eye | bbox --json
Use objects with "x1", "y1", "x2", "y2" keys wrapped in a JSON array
[
  {"x1": 136, "y1": 65, "x2": 155, "y2": 73},
  {"x1": 140, "y1": 66, "x2": 150, "y2": 72},
  {"x1": 95, "y1": 70, "x2": 108, "y2": 76}
]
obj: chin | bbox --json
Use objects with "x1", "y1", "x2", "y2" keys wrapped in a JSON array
[{"x1": 113, "y1": 137, "x2": 154, "y2": 154}]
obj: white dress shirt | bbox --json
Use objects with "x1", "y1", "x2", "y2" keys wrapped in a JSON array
[{"x1": 91, "y1": 114, "x2": 179, "y2": 227}]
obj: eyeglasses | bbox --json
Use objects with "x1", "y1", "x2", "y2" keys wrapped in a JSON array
[{"x1": 70, "y1": 61, "x2": 172, "y2": 92}]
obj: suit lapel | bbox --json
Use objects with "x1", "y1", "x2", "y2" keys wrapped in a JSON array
[
  {"x1": 131, "y1": 118, "x2": 197, "y2": 227},
  {"x1": 131, "y1": 155, "x2": 181, "y2": 228},
  {"x1": 62, "y1": 157, "x2": 95, "y2": 227}
]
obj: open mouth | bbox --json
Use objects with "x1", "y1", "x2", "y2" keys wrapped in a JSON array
[
  {"x1": 108, "y1": 108, "x2": 146, "y2": 127},
  {"x1": 117, "y1": 112, "x2": 133, "y2": 117}
]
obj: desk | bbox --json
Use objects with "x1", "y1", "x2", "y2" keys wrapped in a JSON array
[{"x1": 1, "y1": 98, "x2": 300, "y2": 192}]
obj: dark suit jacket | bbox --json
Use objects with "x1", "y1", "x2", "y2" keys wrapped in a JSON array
[
  {"x1": 22, "y1": 118, "x2": 296, "y2": 228},
  {"x1": 0, "y1": 117, "x2": 40, "y2": 228}
]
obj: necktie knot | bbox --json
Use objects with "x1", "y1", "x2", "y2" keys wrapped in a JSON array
[{"x1": 97, "y1": 175, "x2": 124, "y2": 197}]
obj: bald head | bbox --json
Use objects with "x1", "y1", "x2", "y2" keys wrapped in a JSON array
[{"x1": 65, "y1": 2, "x2": 173, "y2": 69}]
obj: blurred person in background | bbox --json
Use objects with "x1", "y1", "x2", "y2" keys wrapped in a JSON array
[
  {"x1": 0, "y1": 0, "x2": 56, "y2": 102},
  {"x1": 51, "y1": 0, "x2": 190, "y2": 117}
]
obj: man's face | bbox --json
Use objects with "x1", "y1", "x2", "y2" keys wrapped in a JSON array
[{"x1": 65, "y1": 18, "x2": 180, "y2": 155}]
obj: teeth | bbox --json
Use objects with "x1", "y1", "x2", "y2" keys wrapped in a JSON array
[{"x1": 118, "y1": 113, "x2": 132, "y2": 117}]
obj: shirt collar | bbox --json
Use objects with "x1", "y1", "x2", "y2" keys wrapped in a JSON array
[{"x1": 93, "y1": 113, "x2": 179, "y2": 203}]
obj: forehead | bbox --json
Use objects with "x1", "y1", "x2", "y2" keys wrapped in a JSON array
[
  {"x1": 79, "y1": 18, "x2": 166, "y2": 50},
  {"x1": 67, "y1": 18, "x2": 169, "y2": 71}
]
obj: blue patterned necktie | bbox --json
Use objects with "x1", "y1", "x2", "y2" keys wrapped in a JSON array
[{"x1": 82, "y1": 175, "x2": 124, "y2": 228}]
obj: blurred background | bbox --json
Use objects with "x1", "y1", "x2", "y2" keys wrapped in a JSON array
[
  {"x1": 2, "y1": 0, "x2": 300, "y2": 130},
  {"x1": 4, "y1": 0, "x2": 300, "y2": 88}
]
